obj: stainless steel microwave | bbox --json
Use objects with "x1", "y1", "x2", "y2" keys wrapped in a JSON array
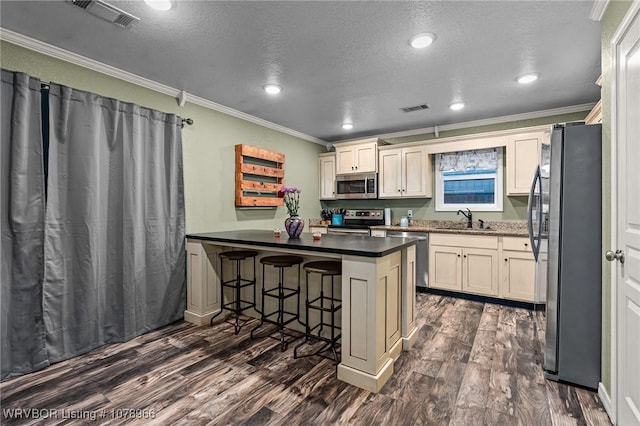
[{"x1": 335, "y1": 173, "x2": 377, "y2": 199}]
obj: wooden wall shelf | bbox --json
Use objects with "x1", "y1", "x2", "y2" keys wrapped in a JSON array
[{"x1": 235, "y1": 144, "x2": 285, "y2": 207}]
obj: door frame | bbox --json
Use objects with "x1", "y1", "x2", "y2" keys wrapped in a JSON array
[{"x1": 608, "y1": 1, "x2": 640, "y2": 423}]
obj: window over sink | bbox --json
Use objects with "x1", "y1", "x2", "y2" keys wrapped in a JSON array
[{"x1": 435, "y1": 148, "x2": 503, "y2": 212}]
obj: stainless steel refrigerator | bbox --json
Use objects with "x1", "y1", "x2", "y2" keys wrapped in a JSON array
[{"x1": 527, "y1": 122, "x2": 602, "y2": 390}]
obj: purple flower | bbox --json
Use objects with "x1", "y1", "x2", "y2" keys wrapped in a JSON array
[{"x1": 278, "y1": 186, "x2": 301, "y2": 216}]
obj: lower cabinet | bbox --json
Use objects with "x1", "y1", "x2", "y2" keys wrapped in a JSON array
[
  {"x1": 500, "y1": 237, "x2": 536, "y2": 302},
  {"x1": 428, "y1": 245, "x2": 461, "y2": 291},
  {"x1": 429, "y1": 233, "x2": 535, "y2": 302},
  {"x1": 462, "y1": 248, "x2": 499, "y2": 297},
  {"x1": 429, "y1": 234, "x2": 499, "y2": 297}
]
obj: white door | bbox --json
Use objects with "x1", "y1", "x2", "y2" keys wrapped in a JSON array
[{"x1": 613, "y1": 4, "x2": 640, "y2": 425}]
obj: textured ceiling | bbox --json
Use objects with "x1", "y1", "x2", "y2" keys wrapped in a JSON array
[{"x1": 0, "y1": 1, "x2": 601, "y2": 142}]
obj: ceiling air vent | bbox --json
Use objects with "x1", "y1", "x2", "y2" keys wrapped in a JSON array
[
  {"x1": 401, "y1": 104, "x2": 430, "y2": 113},
  {"x1": 66, "y1": 0, "x2": 140, "y2": 29}
]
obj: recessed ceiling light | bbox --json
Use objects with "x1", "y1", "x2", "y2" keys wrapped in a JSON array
[
  {"x1": 144, "y1": 0, "x2": 174, "y2": 11},
  {"x1": 342, "y1": 123, "x2": 354, "y2": 130},
  {"x1": 517, "y1": 73, "x2": 539, "y2": 84},
  {"x1": 449, "y1": 102, "x2": 465, "y2": 111},
  {"x1": 263, "y1": 84, "x2": 282, "y2": 95},
  {"x1": 409, "y1": 33, "x2": 436, "y2": 49}
]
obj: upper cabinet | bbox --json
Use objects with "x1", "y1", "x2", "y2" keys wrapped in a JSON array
[
  {"x1": 378, "y1": 145, "x2": 432, "y2": 198},
  {"x1": 585, "y1": 75, "x2": 603, "y2": 125},
  {"x1": 335, "y1": 138, "x2": 384, "y2": 174},
  {"x1": 585, "y1": 100, "x2": 602, "y2": 125},
  {"x1": 319, "y1": 153, "x2": 336, "y2": 200},
  {"x1": 506, "y1": 131, "x2": 549, "y2": 195}
]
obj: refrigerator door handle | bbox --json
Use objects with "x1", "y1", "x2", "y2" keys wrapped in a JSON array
[{"x1": 527, "y1": 165, "x2": 541, "y2": 261}]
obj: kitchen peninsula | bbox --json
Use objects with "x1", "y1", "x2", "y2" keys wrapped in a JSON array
[{"x1": 185, "y1": 230, "x2": 418, "y2": 392}]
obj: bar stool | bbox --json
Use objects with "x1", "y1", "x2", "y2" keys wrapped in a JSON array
[
  {"x1": 210, "y1": 250, "x2": 258, "y2": 334},
  {"x1": 251, "y1": 255, "x2": 303, "y2": 351},
  {"x1": 294, "y1": 260, "x2": 342, "y2": 364}
]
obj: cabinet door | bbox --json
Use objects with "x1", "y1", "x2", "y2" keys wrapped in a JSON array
[
  {"x1": 501, "y1": 250, "x2": 536, "y2": 302},
  {"x1": 319, "y1": 155, "x2": 336, "y2": 199},
  {"x1": 379, "y1": 149, "x2": 402, "y2": 198},
  {"x1": 462, "y1": 248, "x2": 499, "y2": 296},
  {"x1": 506, "y1": 133, "x2": 543, "y2": 195},
  {"x1": 428, "y1": 245, "x2": 462, "y2": 291},
  {"x1": 403, "y1": 146, "x2": 430, "y2": 198},
  {"x1": 335, "y1": 146, "x2": 355, "y2": 174},
  {"x1": 355, "y1": 143, "x2": 377, "y2": 173}
]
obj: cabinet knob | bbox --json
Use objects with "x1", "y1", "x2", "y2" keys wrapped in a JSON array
[
  {"x1": 463, "y1": 255, "x2": 467, "y2": 258},
  {"x1": 398, "y1": 189, "x2": 401, "y2": 192},
  {"x1": 524, "y1": 243, "x2": 528, "y2": 247},
  {"x1": 505, "y1": 258, "x2": 508, "y2": 261},
  {"x1": 457, "y1": 254, "x2": 461, "y2": 258}
]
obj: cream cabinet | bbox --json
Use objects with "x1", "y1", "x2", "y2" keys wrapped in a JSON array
[
  {"x1": 500, "y1": 237, "x2": 536, "y2": 302},
  {"x1": 585, "y1": 76, "x2": 602, "y2": 125},
  {"x1": 318, "y1": 153, "x2": 336, "y2": 200},
  {"x1": 428, "y1": 245, "x2": 462, "y2": 291},
  {"x1": 378, "y1": 145, "x2": 432, "y2": 199},
  {"x1": 335, "y1": 138, "x2": 382, "y2": 174},
  {"x1": 505, "y1": 131, "x2": 549, "y2": 195},
  {"x1": 429, "y1": 233, "x2": 536, "y2": 302},
  {"x1": 585, "y1": 99, "x2": 602, "y2": 125},
  {"x1": 428, "y1": 234, "x2": 499, "y2": 297}
]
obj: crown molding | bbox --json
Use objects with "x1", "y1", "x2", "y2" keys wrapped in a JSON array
[
  {"x1": 338, "y1": 103, "x2": 595, "y2": 143},
  {"x1": 589, "y1": 0, "x2": 610, "y2": 21},
  {"x1": 0, "y1": 28, "x2": 326, "y2": 145}
]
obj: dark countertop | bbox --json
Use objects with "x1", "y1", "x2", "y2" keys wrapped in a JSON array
[{"x1": 187, "y1": 230, "x2": 417, "y2": 258}]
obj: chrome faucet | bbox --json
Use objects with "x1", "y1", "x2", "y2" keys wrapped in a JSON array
[{"x1": 457, "y1": 208, "x2": 473, "y2": 228}]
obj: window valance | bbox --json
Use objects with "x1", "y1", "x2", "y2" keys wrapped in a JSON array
[{"x1": 438, "y1": 148, "x2": 499, "y2": 172}]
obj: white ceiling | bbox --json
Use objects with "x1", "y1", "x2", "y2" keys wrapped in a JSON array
[{"x1": 0, "y1": 1, "x2": 602, "y2": 143}]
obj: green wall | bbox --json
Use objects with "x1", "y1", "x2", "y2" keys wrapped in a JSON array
[
  {"x1": 0, "y1": 41, "x2": 325, "y2": 233},
  {"x1": 323, "y1": 110, "x2": 588, "y2": 223},
  {"x1": 600, "y1": 0, "x2": 633, "y2": 398}
]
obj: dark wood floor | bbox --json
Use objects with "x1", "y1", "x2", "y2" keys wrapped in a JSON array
[{"x1": 1, "y1": 293, "x2": 611, "y2": 425}]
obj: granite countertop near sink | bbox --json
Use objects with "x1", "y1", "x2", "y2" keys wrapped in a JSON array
[
  {"x1": 370, "y1": 219, "x2": 529, "y2": 237},
  {"x1": 308, "y1": 217, "x2": 528, "y2": 236}
]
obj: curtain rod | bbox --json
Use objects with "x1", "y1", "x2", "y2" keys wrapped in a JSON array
[{"x1": 39, "y1": 82, "x2": 194, "y2": 128}]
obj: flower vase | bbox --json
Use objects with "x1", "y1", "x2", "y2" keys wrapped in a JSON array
[{"x1": 284, "y1": 215, "x2": 305, "y2": 239}]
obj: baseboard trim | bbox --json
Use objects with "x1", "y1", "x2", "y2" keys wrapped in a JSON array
[
  {"x1": 337, "y1": 359, "x2": 394, "y2": 393},
  {"x1": 184, "y1": 309, "x2": 218, "y2": 326},
  {"x1": 402, "y1": 325, "x2": 419, "y2": 350},
  {"x1": 598, "y1": 382, "x2": 614, "y2": 423},
  {"x1": 425, "y1": 288, "x2": 543, "y2": 310}
]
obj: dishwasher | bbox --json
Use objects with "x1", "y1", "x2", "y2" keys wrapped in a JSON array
[{"x1": 386, "y1": 231, "x2": 428, "y2": 290}]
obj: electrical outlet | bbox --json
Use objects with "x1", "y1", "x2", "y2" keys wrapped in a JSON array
[{"x1": 407, "y1": 209, "x2": 413, "y2": 218}]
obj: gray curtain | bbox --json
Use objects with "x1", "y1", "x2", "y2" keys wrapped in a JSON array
[
  {"x1": 1, "y1": 70, "x2": 49, "y2": 379},
  {"x1": 44, "y1": 83, "x2": 186, "y2": 362}
]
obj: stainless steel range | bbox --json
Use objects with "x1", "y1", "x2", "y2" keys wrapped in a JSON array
[{"x1": 326, "y1": 209, "x2": 385, "y2": 235}]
